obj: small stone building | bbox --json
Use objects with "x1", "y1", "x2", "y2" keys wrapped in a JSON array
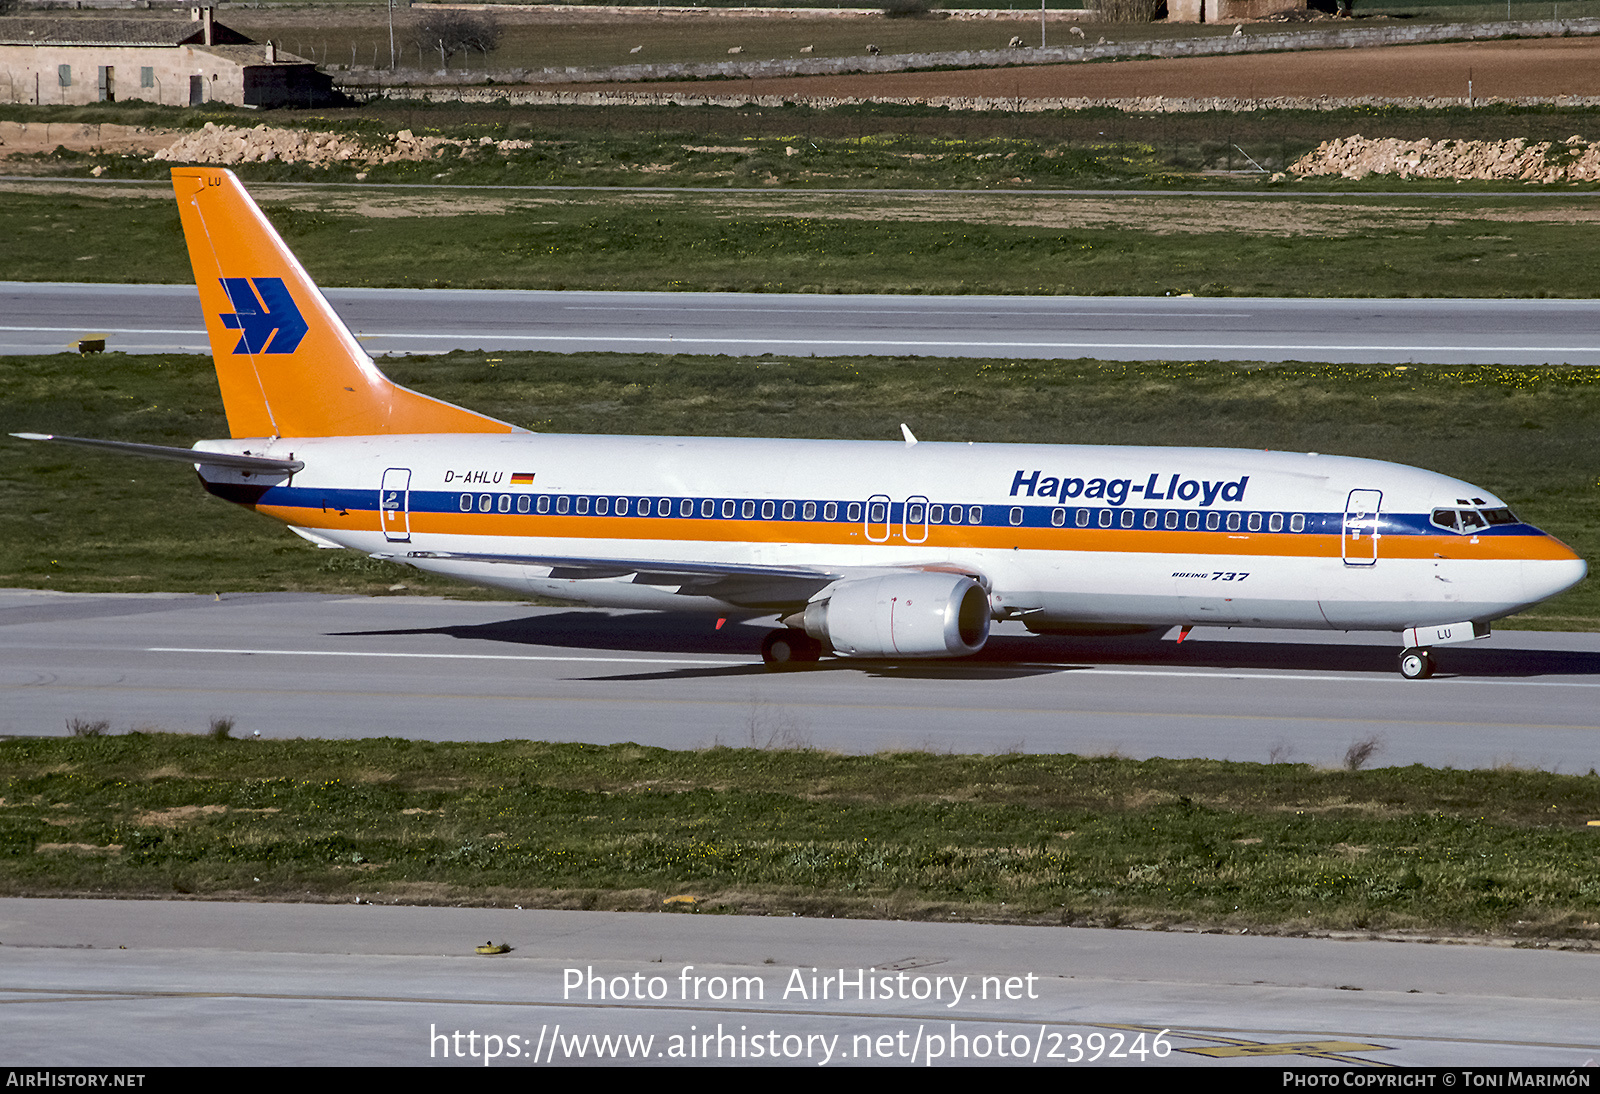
[{"x1": 0, "y1": 7, "x2": 335, "y2": 107}]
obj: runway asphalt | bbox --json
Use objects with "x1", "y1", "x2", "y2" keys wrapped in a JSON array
[
  {"x1": 4, "y1": 589, "x2": 1598, "y2": 771},
  {"x1": 3, "y1": 897, "x2": 1598, "y2": 1067},
  {"x1": 5, "y1": 282, "x2": 1600, "y2": 364}
]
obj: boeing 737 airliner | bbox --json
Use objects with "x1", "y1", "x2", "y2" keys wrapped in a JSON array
[{"x1": 14, "y1": 168, "x2": 1587, "y2": 678}]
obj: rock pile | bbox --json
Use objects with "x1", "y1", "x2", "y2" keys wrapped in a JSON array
[
  {"x1": 152, "y1": 122, "x2": 534, "y2": 167},
  {"x1": 1288, "y1": 135, "x2": 1600, "y2": 183}
]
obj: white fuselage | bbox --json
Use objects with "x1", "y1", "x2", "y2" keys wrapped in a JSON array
[{"x1": 195, "y1": 433, "x2": 1586, "y2": 635}]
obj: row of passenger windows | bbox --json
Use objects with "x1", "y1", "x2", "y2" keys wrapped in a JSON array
[
  {"x1": 463, "y1": 494, "x2": 873, "y2": 521},
  {"x1": 455, "y1": 493, "x2": 1308, "y2": 533}
]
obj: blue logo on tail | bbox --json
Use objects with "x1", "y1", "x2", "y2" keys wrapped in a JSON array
[{"x1": 218, "y1": 277, "x2": 309, "y2": 355}]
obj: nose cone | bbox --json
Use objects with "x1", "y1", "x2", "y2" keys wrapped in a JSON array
[{"x1": 1523, "y1": 541, "x2": 1587, "y2": 608}]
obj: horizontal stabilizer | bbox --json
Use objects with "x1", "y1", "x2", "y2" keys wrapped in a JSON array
[{"x1": 11, "y1": 433, "x2": 304, "y2": 473}]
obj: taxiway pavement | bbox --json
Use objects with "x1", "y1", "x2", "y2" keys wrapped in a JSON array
[
  {"x1": 3, "y1": 897, "x2": 1598, "y2": 1067},
  {"x1": 5, "y1": 283, "x2": 1600, "y2": 364},
  {"x1": 3, "y1": 589, "x2": 1598, "y2": 771}
]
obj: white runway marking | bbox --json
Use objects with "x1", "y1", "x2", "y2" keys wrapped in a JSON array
[
  {"x1": 340, "y1": 332, "x2": 1600, "y2": 354},
  {"x1": 143, "y1": 646, "x2": 1600, "y2": 687},
  {"x1": 147, "y1": 646, "x2": 729, "y2": 666},
  {"x1": 0, "y1": 325, "x2": 203, "y2": 335}
]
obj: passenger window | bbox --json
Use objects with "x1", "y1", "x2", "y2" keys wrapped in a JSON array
[
  {"x1": 479, "y1": 494, "x2": 493, "y2": 513},
  {"x1": 929, "y1": 504, "x2": 943, "y2": 523},
  {"x1": 536, "y1": 495, "x2": 550, "y2": 514},
  {"x1": 1143, "y1": 510, "x2": 1157, "y2": 529},
  {"x1": 1009, "y1": 507, "x2": 1023, "y2": 526},
  {"x1": 723, "y1": 499, "x2": 735, "y2": 518},
  {"x1": 1206, "y1": 511, "x2": 1220, "y2": 531},
  {"x1": 680, "y1": 499, "x2": 693, "y2": 518},
  {"x1": 742, "y1": 500, "x2": 755, "y2": 519},
  {"x1": 848, "y1": 502, "x2": 863, "y2": 521},
  {"x1": 906, "y1": 503, "x2": 922, "y2": 523},
  {"x1": 517, "y1": 495, "x2": 530, "y2": 514},
  {"x1": 948, "y1": 506, "x2": 963, "y2": 525},
  {"x1": 1227, "y1": 512, "x2": 1241, "y2": 531},
  {"x1": 869, "y1": 501, "x2": 887, "y2": 522},
  {"x1": 1164, "y1": 510, "x2": 1178, "y2": 530},
  {"x1": 1247, "y1": 513, "x2": 1261, "y2": 532},
  {"x1": 803, "y1": 501, "x2": 817, "y2": 520},
  {"x1": 824, "y1": 502, "x2": 838, "y2": 521},
  {"x1": 1186, "y1": 511, "x2": 1199, "y2": 530},
  {"x1": 575, "y1": 496, "x2": 589, "y2": 515},
  {"x1": 1290, "y1": 513, "x2": 1305, "y2": 532},
  {"x1": 1269, "y1": 513, "x2": 1283, "y2": 532},
  {"x1": 616, "y1": 497, "x2": 629, "y2": 516},
  {"x1": 1120, "y1": 509, "x2": 1135, "y2": 529},
  {"x1": 762, "y1": 500, "x2": 776, "y2": 519},
  {"x1": 701, "y1": 499, "x2": 714, "y2": 518},
  {"x1": 1051, "y1": 508, "x2": 1065, "y2": 527},
  {"x1": 1098, "y1": 509, "x2": 1113, "y2": 528},
  {"x1": 657, "y1": 498, "x2": 671, "y2": 517},
  {"x1": 497, "y1": 495, "x2": 511, "y2": 513},
  {"x1": 1076, "y1": 509, "x2": 1090, "y2": 527},
  {"x1": 459, "y1": 494, "x2": 472, "y2": 512},
  {"x1": 968, "y1": 506, "x2": 982, "y2": 524},
  {"x1": 597, "y1": 497, "x2": 610, "y2": 515}
]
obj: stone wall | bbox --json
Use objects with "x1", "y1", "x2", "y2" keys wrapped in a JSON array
[{"x1": 355, "y1": 85, "x2": 1600, "y2": 111}]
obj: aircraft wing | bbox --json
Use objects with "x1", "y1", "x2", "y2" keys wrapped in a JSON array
[{"x1": 392, "y1": 549, "x2": 982, "y2": 611}]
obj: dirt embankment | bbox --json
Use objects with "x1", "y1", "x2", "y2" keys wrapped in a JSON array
[
  {"x1": 0, "y1": 120, "x2": 535, "y2": 172},
  {"x1": 1288, "y1": 134, "x2": 1600, "y2": 183},
  {"x1": 0, "y1": 120, "x2": 178, "y2": 159},
  {"x1": 151, "y1": 122, "x2": 534, "y2": 168},
  {"x1": 9, "y1": 121, "x2": 1600, "y2": 186}
]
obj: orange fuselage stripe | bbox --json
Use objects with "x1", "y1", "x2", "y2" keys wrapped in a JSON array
[{"x1": 253, "y1": 505, "x2": 1579, "y2": 562}]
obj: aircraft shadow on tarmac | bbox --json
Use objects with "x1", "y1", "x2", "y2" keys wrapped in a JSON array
[{"x1": 334, "y1": 612, "x2": 1600, "y2": 681}]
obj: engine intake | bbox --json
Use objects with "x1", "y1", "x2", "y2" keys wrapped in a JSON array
[{"x1": 795, "y1": 573, "x2": 990, "y2": 658}]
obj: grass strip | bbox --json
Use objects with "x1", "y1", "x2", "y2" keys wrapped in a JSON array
[
  {"x1": 2, "y1": 732, "x2": 1597, "y2": 938},
  {"x1": 6, "y1": 181, "x2": 1600, "y2": 296},
  {"x1": 2, "y1": 351, "x2": 1597, "y2": 626}
]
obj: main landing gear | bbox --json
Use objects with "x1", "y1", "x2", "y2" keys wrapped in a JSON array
[
  {"x1": 1398, "y1": 647, "x2": 1434, "y2": 680},
  {"x1": 761, "y1": 628, "x2": 823, "y2": 669}
]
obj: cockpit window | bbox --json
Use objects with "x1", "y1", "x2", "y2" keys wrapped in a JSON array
[{"x1": 1432, "y1": 506, "x2": 1516, "y2": 533}]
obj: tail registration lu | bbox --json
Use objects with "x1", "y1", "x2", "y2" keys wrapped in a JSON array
[{"x1": 15, "y1": 168, "x2": 1587, "y2": 679}]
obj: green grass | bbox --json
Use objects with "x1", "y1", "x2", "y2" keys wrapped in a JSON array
[
  {"x1": 13, "y1": 100, "x2": 1600, "y2": 195},
  {"x1": 5, "y1": 182, "x2": 1600, "y2": 297},
  {"x1": 3, "y1": 733, "x2": 1597, "y2": 935},
  {"x1": 2, "y1": 352, "x2": 1597, "y2": 626}
]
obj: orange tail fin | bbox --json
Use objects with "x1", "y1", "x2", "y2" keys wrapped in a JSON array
[{"x1": 171, "y1": 167, "x2": 516, "y2": 438}]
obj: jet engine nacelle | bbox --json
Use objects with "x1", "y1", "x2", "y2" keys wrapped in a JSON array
[{"x1": 797, "y1": 572, "x2": 990, "y2": 658}]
